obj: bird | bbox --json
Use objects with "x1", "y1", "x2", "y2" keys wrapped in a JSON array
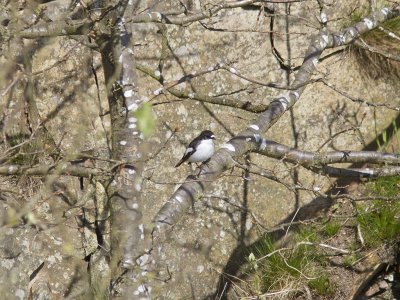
[{"x1": 175, "y1": 130, "x2": 216, "y2": 168}]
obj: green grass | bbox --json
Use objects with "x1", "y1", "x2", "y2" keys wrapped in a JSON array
[
  {"x1": 296, "y1": 226, "x2": 318, "y2": 243},
  {"x1": 371, "y1": 175, "x2": 400, "y2": 197},
  {"x1": 6, "y1": 133, "x2": 39, "y2": 165},
  {"x1": 323, "y1": 221, "x2": 341, "y2": 238},
  {"x1": 248, "y1": 230, "x2": 334, "y2": 297},
  {"x1": 349, "y1": 1, "x2": 400, "y2": 80},
  {"x1": 357, "y1": 200, "x2": 400, "y2": 247},
  {"x1": 356, "y1": 175, "x2": 400, "y2": 247},
  {"x1": 343, "y1": 254, "x2": 357, "y2": 268},
  {"x1": 308, "y1": 274, "x2": 334, "y2": 296}
]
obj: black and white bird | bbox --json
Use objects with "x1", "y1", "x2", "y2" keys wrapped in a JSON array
[{"x1": 175, "y1": 130, "x2": 216, "y2": 168}]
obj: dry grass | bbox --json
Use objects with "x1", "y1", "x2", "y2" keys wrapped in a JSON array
[{"x1": 351, "y1": 5, "x2": 400, "y2": 80}]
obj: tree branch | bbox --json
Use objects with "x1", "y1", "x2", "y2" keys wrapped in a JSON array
[
  {"x1": 255, "y1": 139, "x2": 400, "y2": 166},
  {"x1": 137, "y1": 63, "x2": 269, "y2": 113},
  {"x1": 152, "y1": 5, "x2": 400, "y2": 238},
  {"x1": 0, "y1": 164, "x2": 102, "y2": 177}
]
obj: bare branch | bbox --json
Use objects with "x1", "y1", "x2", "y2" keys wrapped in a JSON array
[
  {"x1": 137, "y1": 63, "x2": 269, "y2": 113},
  {"x1": 321, "y1": 79, "x2": 400, "y2": 111},
  {"x1": 0, "y1": 164, "x2": 103, "y2": 177},
  {"x1": 19, "y1": 19, "x2": 93, "y2": 38},
  {"x1": 128, "y1": 0, "x2": 273, "y2": 25},
  {"x1": 153, "y1": 5, "x2": 400, "y2": 237},
  {"x1": 320, "y1": 165, "x2": 400, "y2": 178},
  {"x1": 256, "y1": 139, "x2": 400, "y2": 166}
]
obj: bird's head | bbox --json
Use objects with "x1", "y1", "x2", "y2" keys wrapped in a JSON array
[{"x1": 200, "y1": 130, "x2": 215, "y2": 140}]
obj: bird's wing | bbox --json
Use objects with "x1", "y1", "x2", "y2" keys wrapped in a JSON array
[{"x1": 175, "y1": 146, "x2": 196, "y2": 167}]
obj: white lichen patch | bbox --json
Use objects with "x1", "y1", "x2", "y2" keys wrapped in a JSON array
[
  {"x1": 1, "y1": 259, "x2": 14, "y2": 270},
  {"x1": 175, "y1": 195, "x2": 184, "y2": 203},
  {"x1": 221, "y1": 143, "x2": 235, "y2": 152},
  {"x1": 338, "y1": 33, "x2": 346, "y2": 45},
  {"x1": 136, "y1": 254, "x2": 149, "y2": 266},
  {"x1": 120, "y1": 140, "x2": 127, "y2": 145},
  {"x1": 47, "y1": 252, "x2": 62, "y2": 266},
  {"x1": 277, "y1": 96, "x2": 290, "y2": 110},
  {"x1": 363, "y1": 18, "x2": 374, "y2": 30},
  {"x1": 176, "y1": 105, "x2": 188, "y2": 117},
  {"x1": 320, "y1": 34, "x2": 329, "y2": 48},
  {"x1": 218, "y1": 199, "x2": 225, "y2": 208},
  {"x1": 388, "y1": 31, "x2": 398, "y2": 39},
  {"x1": 52, "y1": 237, "x2": 63, "y2": 246},
  {"x1": 245, "y1": 218, "x2": 253, "y2": 230},
  {"x1": 253, "y1": 133, "x2": 261, "y2": 143},
  {"x1": 291, "y1": 91, "x2": 300, "y2": 99},
  {"x1": 153, "y1": 88, "x2": 163, "y2": 95},
  {"x1": 124, "y1": 89, "x2": 133, "y2": 98},
  {"x1": 248, "y1": 124, "x2": 259, "y2": 131},
  {"x1": 128, "y1": 103, "x2": 138, "y2": 111},
  {"x1": 320, "y1": 12, "x2": 327, "y2": 23},
  {"x1": 135, "y1": 182, "x2": 141, "y2": 191},
  {"x1": 15, "y1": 289, "x2": 25, "y2": 300},
  {"x1": 129, "y1": 117, "x2": 137, "y2": 123},
  {"x1": 362, "y1": 168, "x2": 374, "y2": 175},
  {"x1": 259, "y1": 138, "x2": 267, "y2": 151},
  {"x1": 229, "y1": 67, "x2": 237, "y2": 74},
  {"x1": 233, "y1": 212, "x2": 240, "y2": 222},
  {"x1": 197, "y1": 265, "x2": 205, "y2": 273},
  {"x1": 155, "y1": 70, "x2": 161, "y2": 77}
]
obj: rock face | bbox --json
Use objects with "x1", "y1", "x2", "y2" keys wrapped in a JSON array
[{"x1": 1, "y1": 0, "x2": 399, "y2": 299}]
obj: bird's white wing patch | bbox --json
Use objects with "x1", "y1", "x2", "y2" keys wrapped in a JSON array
[{"x1": 185, "y1": 147, "x2": 194, "y2": 155}]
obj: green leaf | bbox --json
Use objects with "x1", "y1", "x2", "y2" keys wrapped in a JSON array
[
  {"x1": 134, "y1": 102, "x2": 155, "y2": 138},
  {"x1": 382, "y1": 130, "x2": 387, "y2": 145}
]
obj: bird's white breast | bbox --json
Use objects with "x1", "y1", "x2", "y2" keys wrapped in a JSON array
[{"x1": 188, "y1": 139, "x2": 214, "y2": 162}]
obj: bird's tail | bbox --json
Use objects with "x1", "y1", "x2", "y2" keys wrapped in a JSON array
[{"x1": 175, "y1": 159, "x2": 184, "y2": 168}]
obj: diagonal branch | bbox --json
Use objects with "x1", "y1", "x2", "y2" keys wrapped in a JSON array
[{"x1": 152, "y1": 5, "x2": 400, "y2": 238}]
